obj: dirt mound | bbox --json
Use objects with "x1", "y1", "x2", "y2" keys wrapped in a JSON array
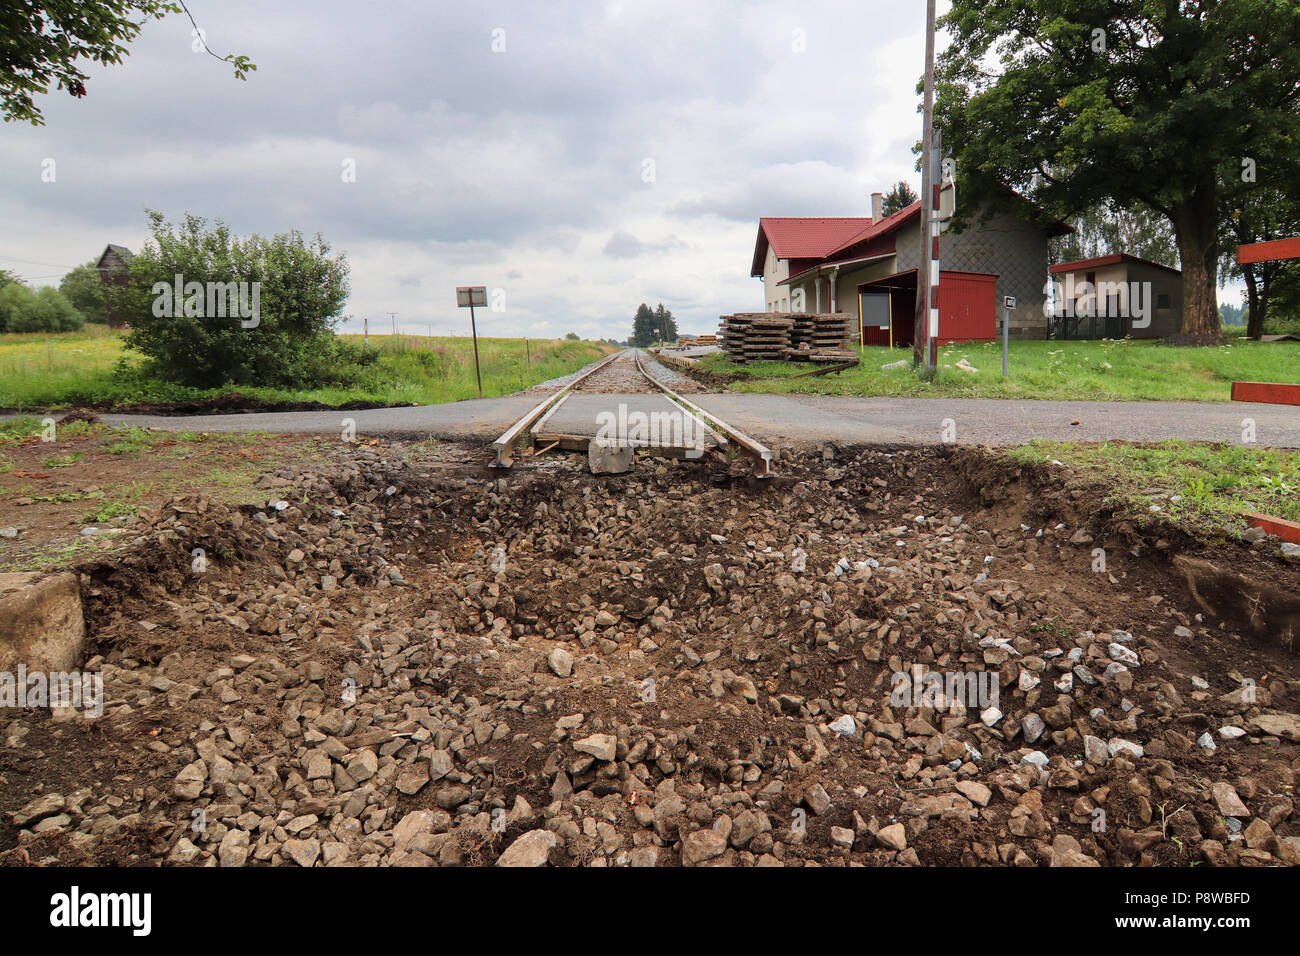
[{"x1": 1, "y1": 442, "x2": 1296, "y2": 867}]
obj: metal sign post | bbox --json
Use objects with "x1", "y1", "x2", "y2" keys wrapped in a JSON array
[
  {"x1": 456, "y1": 286, "x2": 488, "y2": 397},
  {"x1": 915, "y1": 0, "x2": 938, "y2": 373},
  {"x1": 1002, "y1": 295, "x2": 1016, "y2": 377}
]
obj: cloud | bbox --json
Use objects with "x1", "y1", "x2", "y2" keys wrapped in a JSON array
[{"x1": 0, "y1": 0, "x2": 939, "y2": 339}]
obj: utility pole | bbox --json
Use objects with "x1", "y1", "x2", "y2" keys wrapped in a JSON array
[
  {"x1": 388, "y1": 312, "x2": 398, "y2": 336},
  {"x1": 914, "y1": 0, "x2": 939, "y2": 374},
  {"x1": 363, "y1": 315, "x2": 368, "y2": 346}
]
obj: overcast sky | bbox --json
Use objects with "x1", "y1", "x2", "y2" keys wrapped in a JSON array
[{"x1": 1, "y1": 1, "x2": 1241, "y2": 340}]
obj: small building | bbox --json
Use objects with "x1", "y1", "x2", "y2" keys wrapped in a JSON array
[
  {"x1": 95, "y1": 244, "x2": 134, "y2": 327},
  {"x1": 1046, "y1": 253, "x2": 1181, "y2": 339},
  {"x1": 750, "y1": 190, "x2": 1069, "y2": 346}
]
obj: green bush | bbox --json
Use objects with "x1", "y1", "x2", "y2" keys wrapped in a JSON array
[
  {"x1": 0, "y1": 283, "x2": 84, "y2": 332},
  {"x1": 59, "y1": 263, "x2": 109, "y2": 324},
  {"x1": 111, "y1": 210, "x2": 351, "y2": 389}
]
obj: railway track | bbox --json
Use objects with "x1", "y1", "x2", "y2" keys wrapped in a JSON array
[{"x1": 490, "y1": 349, "x2": 773, "y2": 475}]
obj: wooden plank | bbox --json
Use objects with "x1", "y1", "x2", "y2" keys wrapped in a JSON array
[
  {"x1": 1243, "y1": 512, "x2": 1300, "y2": 545},
  {"x1": 1237, "y1": 236, "x2": 1300, "y2": 265},
  {"x1": 1231, "y1": 381, "x2": 1300, "y2": 406}
]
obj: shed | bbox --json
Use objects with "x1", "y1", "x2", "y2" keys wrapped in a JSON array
[
  {"x1": 1047, "y1": 253, "x2": 1181, "y2": 339},
  {"x1": 95, "y1": 244, "x2": 134, "y2": 327}
]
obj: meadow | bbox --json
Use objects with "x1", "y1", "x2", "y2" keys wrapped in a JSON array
[{"x1": 0, "y1": 327, "x2": 616, "y2": 410}]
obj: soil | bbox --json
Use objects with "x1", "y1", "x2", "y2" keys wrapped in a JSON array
[{"x1": 0, "y1": 438, "x2": 1296, "y2": 867}]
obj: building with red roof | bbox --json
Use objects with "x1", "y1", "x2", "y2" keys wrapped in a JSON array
[{"x1": 751, "y1": 188, "x2": 1070, "y2": 346}]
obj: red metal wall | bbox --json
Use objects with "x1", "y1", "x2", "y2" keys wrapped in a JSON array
[
  {"x1": 857, "y1": 271, "x2": 995, "y2": 347},
  {"x1": 935, "y1": 271, "x2": 996, "y2": 344}
]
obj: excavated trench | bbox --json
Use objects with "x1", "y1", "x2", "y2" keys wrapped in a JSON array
[{"x1": 1, "y1": 441, "x2": 1297, "y2": 867}]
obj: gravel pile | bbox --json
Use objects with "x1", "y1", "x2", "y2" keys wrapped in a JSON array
[{"x1": 2, "y1": 442, "x2": 1296, "y2": 867}]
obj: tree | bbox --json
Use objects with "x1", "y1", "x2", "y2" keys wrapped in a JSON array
[
  {"x1": 631, "y1": 303, "x2": 655, "y2": 347},
  {"x1": 1219, "y1": 300, "x2": 1245, "y2": 328},
  {"x1": 59, "y1": 262, "x2": 109, "y2": 323},
  {"x1": 882, "y1": 181, "x2": 918, "y2": 217},
  {"x1": 653, "y1": 303, "x2": 678, "y2": 343},
  {"x1": 936, "y1": 0, "x2": 1300, "y2": 339},
  {"x1": 1, "y1": 1, "x2": 253, "y2": 126},
  {"x1": 111, "y1": 210, "x2": 350, "y2": 388},
  {"x1": 1218, "y1": 175, "x2": 1300, "y2": 340},
  {"x1": 0, "y1": 283, "x2": 84, "y2": 333},
  {"x1": 564, "y1": 332, "x2": 579, "y2": 340},
  {"x1": 1055, "y1": 200, "x2": 1176, "y2": 268}
]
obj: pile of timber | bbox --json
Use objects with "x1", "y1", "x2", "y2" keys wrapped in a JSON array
[{"x1": 717, "y1": 312, "x2": 857, "y2": 363}]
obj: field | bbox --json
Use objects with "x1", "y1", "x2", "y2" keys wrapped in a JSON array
[
  {"x1": 0, "y1": 328, "x2": 617, "y2": 410},
  {"x1": 699, "y1": 338, "x2": 1300, "y2": 402}
]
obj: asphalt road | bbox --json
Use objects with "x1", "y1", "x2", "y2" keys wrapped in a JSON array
[
  {"x1": 8, "y1": 349, "x2": 1295, "y2": 448},
  {"x1": 70, "y1": 392, "x2": 1294, "y2": 448}
]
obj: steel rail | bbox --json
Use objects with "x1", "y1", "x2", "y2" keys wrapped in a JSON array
[
  {"x1": 490, "y1": 349, "x2": 622, "y2": 467},
  {"x1": 633, "y1": 351, "x2": 773, "y2": 477},
  {"x1": 491, "y1": 348, "x2": 774, "y2": 476}
]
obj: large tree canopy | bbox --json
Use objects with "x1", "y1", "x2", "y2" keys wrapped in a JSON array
[
  {"x1": 936, "y1": 0, "x2": 1300, "y2": 339},
  {"x1": 1, "y1": 0, "x2": 253, "y2": 125}
]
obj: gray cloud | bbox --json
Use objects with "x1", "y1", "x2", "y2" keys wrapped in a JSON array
[{"x1": 0, "y1": 1, "x2": 969, "y2": 339}]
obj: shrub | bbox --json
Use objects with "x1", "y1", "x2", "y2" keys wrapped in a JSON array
[
  {"x1": 111, "y1": 210, "x2": 350, "y2": 388},
  {"x1": 0, "y1": 282, "x2": 84, "y2": 332},
  {"x1": 59, "y1": 262, "x2": 109, "y2": 323}
]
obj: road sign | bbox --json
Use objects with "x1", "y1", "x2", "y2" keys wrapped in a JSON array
[
  {"x1": 456, "y1": 286, "x2": 487, "y2": 308},
  {"x1": 1004, "y1": 295, "x2": 1017, "y2": 310},
  {"x1": 456, "y1": 286, "x2": 487, "y2": 396}
]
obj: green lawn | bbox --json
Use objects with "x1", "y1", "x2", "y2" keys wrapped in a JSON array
[
  {"x1": 0, "y1": 328, "x2": 616, "y2": 410},
  {"x1": 701, "y1": 338, "x2": 1299, "y2": 402},
  {"x1": 1007, "y1": 439, "x2": 1300, "y2": 534}
]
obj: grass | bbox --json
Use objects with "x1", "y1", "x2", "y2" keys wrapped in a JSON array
[
  {"x1": 0, "y1": 421, "x2": 308, "y2": 571},
  {"x1": 701, "y1": 338, "x2": 1300, "y2": 402},
  {"x1": 0, "y1": 328, "x2": 617, "y2": 410},
  {"x1": 1007, "y1": 439, "x2": 1300, "y2": 534}
]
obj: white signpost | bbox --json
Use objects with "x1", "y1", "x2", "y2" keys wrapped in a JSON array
[
  {"x1": 1002, "y1": 295, "x2": 1016, "y2": 377},
  {"x1": 456, "y1": 286, "x2": 487, "y2": 396}
]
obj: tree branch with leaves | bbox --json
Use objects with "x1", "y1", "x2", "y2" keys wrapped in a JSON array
[{"x1": 0, "y1": 0, "x2": 254, "y2": 126}]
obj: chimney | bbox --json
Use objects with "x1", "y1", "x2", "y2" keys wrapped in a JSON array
[{"x1": 871, "y1": 192, "x2": 883, "y2": 220}]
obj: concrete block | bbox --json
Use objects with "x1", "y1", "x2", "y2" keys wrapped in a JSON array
[
  {"x1": 0, "y1": 572, "x2": 86, "y2": 672},
  {"x1": 588, "y1": 441, "x2": 634, "y2": 475}
]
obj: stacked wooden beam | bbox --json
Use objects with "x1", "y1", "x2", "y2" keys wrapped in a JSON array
[
  {"x1": 806, "y1": 313, "x2": 855, "y2": 352},
  {"x1": 717, "y1": 312, "x2": 857, "y2": 363}
]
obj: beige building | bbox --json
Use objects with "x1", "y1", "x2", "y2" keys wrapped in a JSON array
[{"x1": 1047, "y1": 253, "x2": 1182, "y2": 339}]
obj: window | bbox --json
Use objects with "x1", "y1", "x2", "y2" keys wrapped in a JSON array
[{"x1": 1156, "y1": 293, "x2": 1171, "y2": 310}]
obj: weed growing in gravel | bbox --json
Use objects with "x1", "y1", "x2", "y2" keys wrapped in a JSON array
[
  {"x1": 40, "y1": 452, "x2": 83, "y2": 468},
  {"x1": 0, "y1": 417, "x2": 41, "y2": 444},
  {"x1": 83, "y1": 500, "x2": 139, "y2": 523}
]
